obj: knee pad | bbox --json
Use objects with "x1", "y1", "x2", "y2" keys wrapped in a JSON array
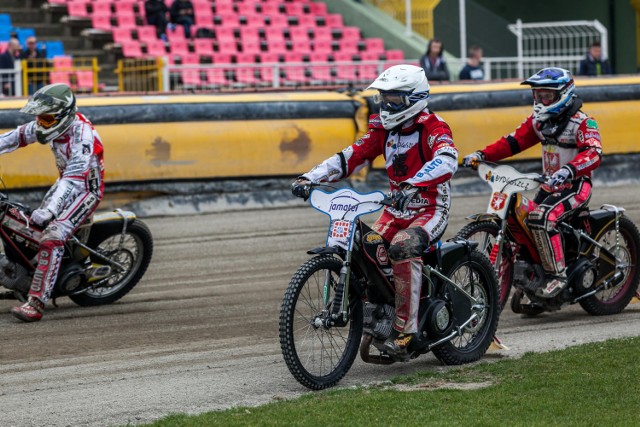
[{"x1": 389, "y1": 228, "x2": 429, "y2": 261}]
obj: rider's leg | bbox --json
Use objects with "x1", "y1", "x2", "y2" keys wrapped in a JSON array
[
  {"x1": 12, "y1": 194, "x2": 99, "y2": 322},
  {"x1": 529, "y1": 181, "x2": 592, "y2": 298}
]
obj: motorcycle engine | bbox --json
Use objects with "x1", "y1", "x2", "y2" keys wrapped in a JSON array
[
  {"x1": 56, "y1": 263, "x2": 87, "y2": 294},
  {"x1": 0, "y1": 254, "x2": 31, "y2": 293},
  {"x1": 363, "y1": 302, "x2": 394, "y2": 341},
  {"x1": 567, "y1": 257, "x2": 597, "y2": 294}
]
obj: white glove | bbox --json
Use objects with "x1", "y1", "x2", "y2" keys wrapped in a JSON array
[
  {"x1": 30, "y1": 209, "x2": 53, "y2": 226},
  {"x1": 546, "y1": 167, "x2": 572, "y2": 188},
  {"x1": 462, "y1": 151, "x2": 485, "y2": 168}
]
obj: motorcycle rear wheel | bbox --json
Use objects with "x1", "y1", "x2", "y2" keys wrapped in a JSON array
[
  {"x1": 579, "y1": 215, "x2": 640, "y2": 315},
  {"x1": 455, "y1": 221, "x2": 513, "y2": 310},
  {"x1": 431, "y1": 251, "x2": 500, "y2": 365},
  {"x1": 69, "y1": 220, "x2": 153, "y2": 307},
  {"x1": 279, "y1": 255, "x2": 363, "y2": 390}
]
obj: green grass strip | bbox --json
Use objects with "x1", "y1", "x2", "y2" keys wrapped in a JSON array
[{"x1": 142, "y1": 336, "x2": 640, "y2": 427}]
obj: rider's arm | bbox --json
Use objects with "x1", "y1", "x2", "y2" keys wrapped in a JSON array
[
  {"x1": 565, "y1": 117, "x2": 603, "y2": 177},
  {"x1": 404, "y1": 122, "x2": 458, "y2": 188},
  {"x1": 301, "y1": 115, "x2": 385, "y2": 182},
  {"x1": 0, "y1": 122, "x2": 38, "y2": 154},
  {"x1": 40, "y1": 122, "x2": 100, "y2": 216},
  {"x1": 481, "y1": 115, "x2": 540, "y2": 162}
]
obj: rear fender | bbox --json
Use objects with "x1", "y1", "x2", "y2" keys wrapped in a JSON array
[
  {"x1": 424, "y1": 239, "x2": 479, "y2": 272},
  {"x1": 465, "y1": 213, "x2": 501, "y2": 223},
  {"x1": 86, "y1": 210, "x2": 137, "y2": 242}
]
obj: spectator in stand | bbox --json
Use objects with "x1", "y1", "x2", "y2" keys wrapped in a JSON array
[
  {"x1": 458, "y1": 45, "x2": 484, "y2": 81},
  {"x1": 0, "y1": 38, "x2": 22, "y2": 96},
  {"x1": 20, "y1": 36, "x2": 48, "y2": 94},
  {"x1": 578, "y1": 41, "x2": 612, "y2": 76},
  {"x1": 170, "y1": 0, "x2": 195, "y2": 39},
  {"x1": 145, "y1": 0, "x2": 170, "y2": 39},
  {"x1": 419, "y1": 38, "x2": 450, "y2": 82}
]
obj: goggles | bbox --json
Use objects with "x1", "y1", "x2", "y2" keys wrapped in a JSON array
[
  {"x1": 532, "y1": 89, "x2": 560, "y2": 106},
  {"x1": 372, "y1": 91, "x2": 412, "y2": 113},
  {"x1": 36, "y1": 114, "x2": 58, "y2": 129}
]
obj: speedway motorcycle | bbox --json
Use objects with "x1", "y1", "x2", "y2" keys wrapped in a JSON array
[
  {"x1": 0, "y1": 187, "x2": 153, "y2": 307},
  {"x1": 455, "y1": 161, "x2": 640, "y2": 316},
  {"x1": 279, "y1": 184, "x2": 500, "y2": 390}
]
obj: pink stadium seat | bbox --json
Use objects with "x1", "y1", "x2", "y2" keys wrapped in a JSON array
[
  {"x1": 313, "y1": 27, "x2": 333, "y2": 41},
  {"x1": 169, "y1": 39, "x2": 189, "y2": 56},
  {"x1": 266, "y1": 15, "x2": 288, "y2": 28},
  {"x1": 117, "y1": 14, "x2": 137, "y2": 29},
  {"x1": 265, "y1": 39, "x2": 287, "y2": 54},
  {"x1": 339, "y1": 38, "x2": 360, "y2": 53},
  {"x1": 52, "y1": 56, "x2": 73, "y2": 69},
  {"x1": 311, "y1": 64, "x2": 333, "y2": 82},
  {"x1": 205, "y1": 68, "x2": 230, "y2": 87},
  {"x1": 284, "y1": 3, "x2": 305, "y2": 16},
  {"x1": 211, "y1": 53, "x2": 233, "y2": 64},
  {"x1": 335, "y1": 63, "x2": 357, "y2": 82},
  {"x1": 50, "y1": 71, "x2": 72, "y2": 86},
  {"x1": 260, "y1": 3, "x2": 281, "y2": 16},
  {"x1": 120, "y1": 40, "x2": 143, "y2": 57},
  {"x1": 193, "y1": 39, "x2": 214, "y2": 55},
  {"x1": 313, "y1": 39, "x2": 333, "y2": 53},
  {"x1": 289, "y1": 27, "x2": 310, "y2": 42},
  {"x1": 296, "y1": 15, "x2": 316, "y2": 28},
  {"x1": 264, "y1": 27, "x2": 286, "y2": 42},
  {"x1": 358, "y1": 63, "x2": 379, "y2": 81},
  {"x1": 0, "y1": 42, "x2": 7, "y2": 54},
  {"x1": 308, "y1": 2, "x2": 328, "y2": 16},
  {"x1": 359, "y1": 51, "x2": 381, "y2": 61},
  {"x1": 333, "y1": 51, "x2": 355, "y2": 63},
  {"x1": 75, "y1": 70, "x2": 94, "y2": 91},
  {"x1": 240, "y1": 39, "x2": 261, "y2": 55},
  {"x1": 179, "y1": 53, "x2": 200, "y2": 64},
  {"x1": 214, "y1": 3, "x2": 234, "y2": 16},
  {"x1": 91, "y1": 15, "x2": 112, "y2": 30},
  {"x1": 137, "y1": 25, "x2": 158, "y2": 42},
  {"x1": 236, "y1": 3, "x2": 258, "y2": 16},
  {"x1": 236, "y1": 67, "x2": 260, "y2": 85},
  {"x1": 284, "y1": 52, "x2": 305, "y2": 63},
  {"x1": 385, "y1": 49, "x2": 405, "y2": 60},
  {"x1": 364, "y1": 37, "x2": 385, "y2": 52},
  {"x1": 235, "y1": 53, "x2": 257, "y2": 64},
  {"x1": 239, "y1": 27, "x2": 260, "y2": 41},
  {"x1": 216, "y1": 38, "x2": 238, "y2": 54},
  {"x1": 289, "y1": 39, "x2": 312, "y2": 55},
  {"x1": 67, "y1": 2, "x2": 90, "y2": 18},
  {"x1": 91, "y1": 1, "x2": 112, "y2": 17},
  {"x1": 241, "y1": 14, "x2": 265, "y2": 28},
  {"x1": 325, "y1": 14, "x2": 344, "y2": 28},
  {"x1": 217, "y1": 13, "x2": 240, "y2": 27},
  {"x1": 181, "y1": 69, "x2": 204, "y2": 87},
  {"x1": 216, "y1": 27, "x2": 236, "y2": 40},
  {"x1": 341, "y1": 26, "x2": 361, "y2": 40},
  {"x1": 259, "y1": 52, "x2": 281, "y2": 64},
  {"x1": 258, "y1": 65, "x2": 275, "y2": 84},
  {"x1": 112, "y1": 27, "x2": 133, "y2": 44},
  {"x1": 166, "y1": 26, "x2": 187, "y2": 42},
  {"x1": 284, "y1": 65, "x2": 310, "y2": 85},
  {"x1": 146, "y1": 40, "x2": 167, "y2": 56},
  {"x1": 114, "y1": 1, "x2": 136, "y2": 17}
]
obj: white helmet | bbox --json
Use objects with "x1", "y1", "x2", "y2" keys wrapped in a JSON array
[
  {"x1": 368, "y1": 64, "x2": 430, "y2": 130},
  {"x1": 20, "y1": 83, "x2": 77, "y2": 144}
]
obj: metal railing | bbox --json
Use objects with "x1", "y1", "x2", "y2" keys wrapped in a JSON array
[{"x1": 21, "y1": 57, "x2": 101, "y2": 95}]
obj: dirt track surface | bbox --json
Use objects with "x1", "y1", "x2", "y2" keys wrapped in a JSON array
[{"x1": 1, "y1": 184, "x2": 640, "y2": 427}]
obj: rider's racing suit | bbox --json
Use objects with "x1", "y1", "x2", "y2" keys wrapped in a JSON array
[
  {"x1": 301, "y1": 110, "x2": 458, "y2": 335},
  {"x1": 0, "y1": 113, "x2": 105, "y2": 303},
  {"x1": 479, "y1": 103, "x2": 602, "y2": 276}
]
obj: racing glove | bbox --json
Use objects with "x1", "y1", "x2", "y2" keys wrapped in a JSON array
[
  {"x1": 462, "y1": 151, "x2": 485, "y2": 168},
  {"x1": 30, "y1": 208, "x2": 54, "y2": 226},
  {"x1": 392, "y1": 185, "x2": 419, "y2": 212},
  {"x1": 546, "y1": 167, "x2": 573, "y2": 188},
  {"x1": 291, "y1": 178, "x2": 311, "y2": 201}
]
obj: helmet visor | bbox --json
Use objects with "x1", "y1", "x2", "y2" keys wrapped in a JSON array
[
  {"x1": 533, "y1": 89, "x2": 560, "y2": 106},
  {"x1": 373, "y1": 91, "x2": 411, "y2": 113},
  {"x1": 36, "y1": 114, "x2": 58, "y2": 129}
]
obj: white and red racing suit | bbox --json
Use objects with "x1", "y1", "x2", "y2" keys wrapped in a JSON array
[
  {"x1": 302, "y1": 109, "x2": 458, "y2": 334},
  {"x1": 480, "y1": 110, "x2": 602, "y2": 276},
  {"x1": 0, "y1": 113, "x2": 105, "y2": 303}
]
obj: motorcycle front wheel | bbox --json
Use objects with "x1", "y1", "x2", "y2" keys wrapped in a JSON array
[
  {"x1": 279, "y1": 255, "x2": 363, "y2": 390},
  {"x1": 69, "y1": 219, "x2": 153, "y2": 307},
  {"x1": 580, "y1": 215, "x2": 640, "y2": 315},
  {"x1": 431, "y1": 251, "x2": 500, "y2": 365},
  {"x1": 455, "y1": 220, "x2": 513, "y2": 309}
]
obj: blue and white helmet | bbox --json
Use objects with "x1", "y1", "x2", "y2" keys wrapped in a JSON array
[
  {"x1": 521, "y1": 67, "x2": 575, "y2": 122},
  {"x1": 368, "y1": 64, "x2": 430, "y2": 130}
]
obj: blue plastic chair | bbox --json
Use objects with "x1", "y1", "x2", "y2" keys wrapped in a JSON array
[
  {"x1": 0, "y1": 14, "x2": 12, "y2": 29},
  {"x1": 45, "y1": 41, "x2": 65, "y2": 59}
]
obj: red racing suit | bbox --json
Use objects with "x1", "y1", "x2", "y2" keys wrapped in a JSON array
[
  {"x1": 302, "y1": 109, "x2": 458, "y2": 334},
  {"x1": 480, "y1": 110, "x2": 602, "y2": 276},
  {"x1": 0, "y1": 113, "x2": 105, "y2": 303}
]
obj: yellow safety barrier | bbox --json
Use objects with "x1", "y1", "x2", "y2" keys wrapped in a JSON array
[
  {"x1": 21, "y1": 57, "x2": 100, "y2": 95},
  {"x1": 368, "y1": 0, "x2": 440, "y2": 39},
  {"x1": 115, "y1": 57, "x2": 165, "y2": 93}
]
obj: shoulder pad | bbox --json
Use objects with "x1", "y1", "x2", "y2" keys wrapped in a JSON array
[{"x1": 368, "y1": 114, "x2": 385, "y2": 129}]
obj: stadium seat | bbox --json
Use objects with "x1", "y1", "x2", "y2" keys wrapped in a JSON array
[
  {"x1": 0, "y1": 41, "x2": 8, "y2": 53},
  {"x1": 364, "y1": 38, "x2": 385, "y2": 53},
  {"x1": 112, "y1": 27, "x2": 134, "y2": 44},
  {"x1": 137, "y1": 25, "x2": 158, "y2": 43},
  {"x1": 340, "y1": 27, "x2": 361, "y2": 40},
  {"x1": 216, "y1": 13, "x2": 240, "y2": 27},
  {"x1": 357, "y1": 63, "x2": 379, "y2": 82},
  {"x1": 265, "y1": 39, "x2": 287, "y2": 55},
  {"x1": 121, "y1": 40, "x2": 143, "y2": 57},
  {"x1": 308, "y1": 2, "x2": 328, "y2": 16},
  {"x1": 193, "y1": 39, "x2": 214, "y2": 56},
  {"x1": 240, "y1": 39, "x2": 261, "y2": 55},
  {"x1": 259, "y1": 52, "x2": 281, "y2": 64},
  {"x1": 284, "y1": 3, "x2": 305, "y2": 16},
  {"x1": 52, "y1": 56, "x2": 73, "y2": 69},
  {"x1": 339, "y1": 38, "x2": 360, "y2": 53},
  {"x1": 214, "y1": 2, "x2": 234, "y2": 16},
  {"x1": 146, "y1": 40, "x2": 167, "y2": 56},
  {"x1": 50, "y1": 71, "x2": 72, "y2": 86},
  {"x1": 312, "y1": 39, "x2": 333, "y2": 53},
  {"x1": 67, "y1": 2, "x2": 90, "y2": 18},
  {"x1": 289, "y1": 39, "x2": 312, "y2": 55},
  {"x1": 260, "y1": 3, "x2": 281, "y2": 16},
  {"x1": 289, "y1": 27, "x2": 310, "y2": 42},
  {"x1": 295, "y1": 15, "x2": 316, "y2": 28},
  {"x1": 114, "y1": 1, "x2": 136, "y2": 17},
  {"x1": 45, "y1": 41, "x2": 66, "y2": 58},
  {"x1": 117, "y1": 14, "x2": 137, "y2": 30},
  {"x1": 91, "y1": 15, "x2": 112, "y2": 31},
  {"x1": 239, "y1": 27, "x2": 260, "y2": 41},
  {"x1": 169, "y1": 39, "x2": 189, "y2": 56},
  {"x1": 179, "y1": 53, "x2": 200, "y2": 64},
  {"x1": 236, "y1": 2, "x2": 259, "y2": 16},
  {"x1": 241, "y1": 14, "x2": 265, "y2": 28},
  {"x1": 205, "y1": 68, "x2": 230, "y2": 87},
  {"x1": 325, "y1": 14, "x2": 344, "y2": 28},
  {"x1": 181, "y1": 68, "x2": 204, "y2": 88},
  {"x1": 211, "y1": 53, "x2": 233, "y2": 64},
  {"x1": 166, "y1": 26, "x2": 187, "y2": 42},
  {"x1": 312, "y1": 27, "x2": 333, "y2": 41},
  {"x1": 75, "y1": 70, "x2": 95, "y2": 92},
  {"x1": 0, "y1": 13, "x2": 12, "y2": 28},
  {"x1": 385, "y1": 49, "x2": 405, "y2": 60},
  {"x1": 266, "y1": 15, "x2": 288, "y2": 28},
  {"x1": 264, "y1": 27, "x2": 286, "y2": 42},
  {"x1": 91, "y1": 1, "x2": 113, "y2": 17}
]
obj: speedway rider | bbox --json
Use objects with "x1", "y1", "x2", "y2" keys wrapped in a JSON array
[
  {"x1": 0, "y1": 83, "x2": 104, "y2": 322},
  {"x1": 463, "y1": 67, "x2": 602, "y2": 299},
  {"x1": 291, "y1": 64, "x2": 458, "y2": 358}
]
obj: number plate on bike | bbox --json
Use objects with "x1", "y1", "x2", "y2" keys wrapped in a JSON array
[{"x1": 328, "y1": 219, "x2": 353, "y2": 250}]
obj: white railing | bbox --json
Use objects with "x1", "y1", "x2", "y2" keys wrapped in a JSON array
[{"x1": 0, "y1": 62, "x2": 23, "y2": 97}]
